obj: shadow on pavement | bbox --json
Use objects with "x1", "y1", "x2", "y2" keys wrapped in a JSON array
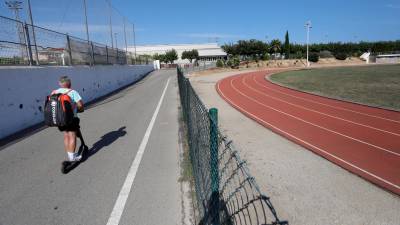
[
  {"x1": 85, "y1": 126, "x2": 127, "y2": 158},
  {"x1": 62, "y1": 126, "x2": 127, "y2": 174}
]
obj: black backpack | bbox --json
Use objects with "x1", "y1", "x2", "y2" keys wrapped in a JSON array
[{"x1": 44, "y1": 90, "x2": 74, "y2": 127}]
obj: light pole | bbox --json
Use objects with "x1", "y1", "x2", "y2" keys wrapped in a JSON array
[
  {"x1": 305, "y1": 20, "x2": 312, "y2": 67},
  {"x1": 132, "y1": 23, "x2": 137, "y2": 59},
  {"x1": 107, "y1": 0, "x2": 114, "y2": 48},
  {"x1": 114, "y1": 33, "x2": 118, "y2": 49},
  {"x1": 26, "y1": 0, "x2": 39, "y2": 65}
]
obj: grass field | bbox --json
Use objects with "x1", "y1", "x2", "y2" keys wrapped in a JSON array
[{"x1": 270, "y1": 64, "x2": 400, "y2": 111}]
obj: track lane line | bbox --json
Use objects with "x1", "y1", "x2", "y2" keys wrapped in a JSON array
[
  {"x1": 242, "y1": 75, "x2": 400, "y2": 137},
  {"x1": 230, "y1": 76, "x2": 400, "y2": 157},
  {"x1": 216, "y1": 80, "x2": 400, "y2": 193},
  {"x1": 106, "y1": 78, "x2": 170, "y2": 225},
  {"x1": 255, "y1": 72, "x2": 400, "y2": 124}
]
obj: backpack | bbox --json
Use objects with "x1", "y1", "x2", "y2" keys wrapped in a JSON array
[{"x1": 44, "y1": 90, "x2": 74, "y2": 127}]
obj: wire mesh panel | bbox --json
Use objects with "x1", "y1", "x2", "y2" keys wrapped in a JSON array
[
  {"x1": 92, "y1": 42, "x2": 108, "y2": 65},
  {"x1": 107, "y1": 47, "x2": 118, "y2": 65},
  {"x1": 177, "y1": 67, "x2": 288, "y2": 225},
  {"x1": 0, "y1": 16, "x2": 29, "y2": 65},
  {"x1": 69, "y1": 36, "x2": 92, "y2": 65},
  {"x1": 27, "y1": 24, "x2": 68, "y2": 66}
]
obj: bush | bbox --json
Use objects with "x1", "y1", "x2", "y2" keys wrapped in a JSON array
[
  {"x1": 319, "y1": 50, "x2": 333, "y2": 58},
  {"x1": 226, "y1": 56, "x2": 240, "y2": 69},
  {"x1": 309, "y1": 52, "x2": 319, "y2": 62},
  {"x1": 334, "y1": 52, "x2": 348, "y2": 60},
  {"x1": 216, "y1": 59, "x2": 224, "y2": 67},
  {"x1": 262, "y1": 53, "x2": 270, "y2": 61}
]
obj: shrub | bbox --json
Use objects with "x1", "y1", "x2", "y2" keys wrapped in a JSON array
[
  {"x1": 226, "y1": 56, "x2": 240, "y2": 69},
  {"x1": 262, "y1": 53, "x2": 270, "y2": 61},
  {"x1": 308, "y1": 52, "x2": 319, "y2": 62},
  {"x1": 319, "y1": 50, "x2": 333, "y2": 58},
  {"x1": 334, "y1": 52, "x2": 348, "y2": 60},
  {"x1": 216, "y1": 59, "x2": 224, "y2": 67}
]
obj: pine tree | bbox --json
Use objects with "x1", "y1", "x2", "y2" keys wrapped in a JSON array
[{"x1": 284, "y1": 31, "x2": 290, "y2": 59}]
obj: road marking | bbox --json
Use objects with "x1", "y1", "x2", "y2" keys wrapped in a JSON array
[
  {"x1": 216, "y1": 80, "x2": 400, "y2": 192},
  {"x1": 256, "y1": 73, "x2": 400, "y2": 124},
  {"x1": 106, "y1": 77, "x2": 170, "y2": 225}
]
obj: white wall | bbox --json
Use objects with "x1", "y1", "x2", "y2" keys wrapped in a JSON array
[{"x1": 0, "y1": 65, "x2": 154, "y2": 139}]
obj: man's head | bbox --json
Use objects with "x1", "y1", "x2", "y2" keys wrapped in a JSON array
[{"x1": 59, "y1": 76, "x2": 72, "y2": 88}]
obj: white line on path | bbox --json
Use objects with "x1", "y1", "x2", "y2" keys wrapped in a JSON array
[{"x1": 106, "y1": 77, "x2": 171, "y2": 225}]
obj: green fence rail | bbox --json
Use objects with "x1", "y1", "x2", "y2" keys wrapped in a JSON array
[{"x1": 177, "y1": 67, "x2": 288, "y2": 225}]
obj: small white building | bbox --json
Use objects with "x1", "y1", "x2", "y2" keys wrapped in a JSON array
[{"x1": 127, "y1": 43, "x2": 227, "y2": 64}]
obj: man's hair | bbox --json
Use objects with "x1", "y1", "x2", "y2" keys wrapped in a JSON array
[
  {"x1": 59, "y1": 76, "x2": 71, "y2": 83},
  {"x1": 59, "y1": 76, "x2": 71, "y2": 88}
]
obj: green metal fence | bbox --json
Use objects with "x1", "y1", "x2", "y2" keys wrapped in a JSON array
[{"x1": 177, "y1": 67, "x2": 288, "y2": 225}]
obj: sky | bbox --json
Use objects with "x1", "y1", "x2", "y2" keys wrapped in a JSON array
[{"x1": 1, "y1": 0, "x2": 399, "y2": 47}]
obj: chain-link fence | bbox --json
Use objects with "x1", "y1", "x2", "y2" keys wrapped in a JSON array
[
  {"x1": 0, "y1": 15, "x2": 148, "y2": 66},
  {"x1": 177, "y1": 67, "x2": 288, "y2": 225}
]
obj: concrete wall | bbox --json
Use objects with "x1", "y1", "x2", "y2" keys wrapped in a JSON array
[{"x1": 0, "y1": 65, "x2": 153, "y2": 139}]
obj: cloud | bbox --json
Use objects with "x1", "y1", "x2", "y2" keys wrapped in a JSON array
[
  {"x1": 385, "y1": 4, "x2": 400, "y2": 9},
  {"x1": 178, "y1": 33, "x2": 246, "y2": 39}
]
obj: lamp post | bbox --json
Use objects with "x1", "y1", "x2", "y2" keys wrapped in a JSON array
[{"x1": 305, "y1": 20, "x2": 312, "y2": 67}]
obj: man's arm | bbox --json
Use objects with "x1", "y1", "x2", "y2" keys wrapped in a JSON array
[{"x1": 77, "y1": 100, "x2": 84, "y2": 113}]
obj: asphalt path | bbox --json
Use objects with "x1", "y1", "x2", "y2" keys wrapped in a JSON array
[{"x1": 0, "y1": 69, "x2": 182, "y2": 225}]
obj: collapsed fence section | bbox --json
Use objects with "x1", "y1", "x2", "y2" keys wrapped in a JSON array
[
  {"x1": 177, "y1": 67, "x2": 288, "y2": 225},
  {"x1": 0, "y1": 15, "x2": 148, "y2": 66}
]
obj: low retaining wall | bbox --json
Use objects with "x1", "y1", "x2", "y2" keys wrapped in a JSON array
[{"x1": 0, "y1": 65, "x2": 153, "y2": 139}]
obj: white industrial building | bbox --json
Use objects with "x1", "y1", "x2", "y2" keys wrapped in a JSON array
[{"x1": 127, "y1": 43, "x2": 227, "y2": 64}]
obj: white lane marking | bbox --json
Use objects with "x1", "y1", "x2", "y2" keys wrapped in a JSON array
[
  {"x1": 216, "y1": 81, "x2": 400, "y2": 192},
  {"x1": 243, "y1": 75, "x2": 400, "y2": 137},
  {"x1": 106, "y1": 77, "x2": 170, "y2": 225},
  {"x1": 230, "y1": 76, "x2": 400, "y2": 157},
  {"x1": 256, "y1": 73, "x2": 400, "y2": 124}
]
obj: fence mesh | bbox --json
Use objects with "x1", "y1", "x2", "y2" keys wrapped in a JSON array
[
  {"x1": 177, "y1": 67, "x2": 288, "y2": 225},
  {"x1": 0, "y1": 15, "x2": 147, "y2": 66},
  {"x1": 0, "y1": 16, "x2": 29, "y2": 65}
]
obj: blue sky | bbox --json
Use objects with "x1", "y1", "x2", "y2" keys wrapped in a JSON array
[{"x1": 1, "y1": 0, "x2": 399, "y2": 46}]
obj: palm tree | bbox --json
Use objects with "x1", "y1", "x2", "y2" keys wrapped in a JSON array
[{"x1": 269, "y1": 39, "x2": 282, "y2": 62}]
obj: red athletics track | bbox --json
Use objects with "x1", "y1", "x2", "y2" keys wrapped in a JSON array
[{"x1": 216, "y1": 70, "x2": 400, "y2": 195}]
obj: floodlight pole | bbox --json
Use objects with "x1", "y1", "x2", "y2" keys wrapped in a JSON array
[
  {"x1": 305, "y1": 21, "x2": 312, "y2": 67},
  {"x1": 133, "y1": 23, "x2": 137, "y2": 58},
  {"x1": 108, "y1": 0, "x2": 114, "y2": 48},
  {"x1": 27, "y1": 0, "x2": 39, "y2": 65}
]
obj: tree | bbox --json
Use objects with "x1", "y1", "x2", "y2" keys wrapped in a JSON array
[
  {"x1": 269, "y1": 39, "x2": 282, "y2": 60},
  {"x1": 165, "y1": 49, "x2": 178, "y2": 64},
  {"x1": 181, "y1": 49, "x2": 199, "y2": 63},
  {"x1": 284, "y1": 31, "x2": 290, "y2": 59}
]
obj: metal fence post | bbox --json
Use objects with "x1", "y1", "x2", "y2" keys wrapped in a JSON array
[
  {"x1": 23, "y1": 23, "x2": 34, "y2": 66},
  {"x1": 66, "y1": 35, "x2": 73, "y2": 65},
  {"x1": 209, "y1": 107, "x2": 220, "y2": 225},
  {"x1": 106, "y1": 46, "x2": 109, "y2": 64},
  {"x1": 90, "y1": 41, "x2": 95, "y2": 65}
]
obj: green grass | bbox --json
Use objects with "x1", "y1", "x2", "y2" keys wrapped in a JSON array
[{"x1": 270, "y1": 64, "x2": 400, "y2": 110}]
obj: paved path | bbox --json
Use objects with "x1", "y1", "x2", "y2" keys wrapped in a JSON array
[
  {"x1": 0, "y1": 70, "x2": 183, "y2": 225},
  {"x1": 217, "y1": 70, "x2": 400, "y2": 195}
]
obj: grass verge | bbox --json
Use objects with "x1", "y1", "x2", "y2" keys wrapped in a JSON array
[{"x1": 270, "y1": 64, "x2": 400, "y2": 111}]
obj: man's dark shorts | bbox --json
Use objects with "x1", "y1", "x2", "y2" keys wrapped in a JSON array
[{"x1": 58, "y1": 117, "x2": 80, "y2": 132}]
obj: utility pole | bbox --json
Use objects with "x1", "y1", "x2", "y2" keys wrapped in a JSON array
[
  {"x1": 5, "y1": 1, "x2": 25, "y2": 59},
  {"x1": 133, "y1": 23, "x2": 137, "y2": 58},
  {"x1": 26, "y1": 0, "x2": 39, "y2": 65},
  {"x1": 108, "y1": 0, "x2": 114, "y2": 48},
  {"x1": 305, "y1": 20, "x2": 312, "y2": 67}
]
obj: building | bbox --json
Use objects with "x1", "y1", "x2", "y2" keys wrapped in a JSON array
[{"x1": 127, "y1": 43, "x2": 227, "y2": 64}]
